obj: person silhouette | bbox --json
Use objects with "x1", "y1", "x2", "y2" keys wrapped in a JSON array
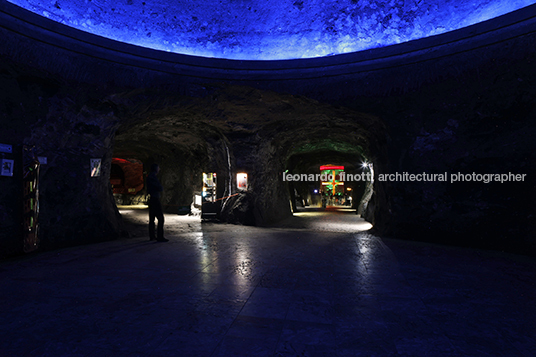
[{"x1": 146, "y1": 163, "x2": 168, "y2": 242}]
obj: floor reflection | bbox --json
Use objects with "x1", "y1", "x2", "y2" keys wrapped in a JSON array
[{"x1": 2, "y1": 207, "x2": 535, "y2": 356}]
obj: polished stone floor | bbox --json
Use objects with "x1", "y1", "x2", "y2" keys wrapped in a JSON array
[{"x1": 1, "y1": 208, "x2": 535, "y2": 356}]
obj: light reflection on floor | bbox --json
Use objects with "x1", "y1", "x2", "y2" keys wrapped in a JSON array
[
  {"x1": 117, "y1": 205, "x2": 373, "y2": 235},
  {"x1": 2, "y1": 203, "x2": 535, "y2": 355},
  {"x1": 288, "y1": 207, "x2": 374, "y2": 233}
]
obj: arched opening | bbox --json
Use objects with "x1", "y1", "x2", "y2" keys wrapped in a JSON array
[
  {"x1": 280, "y1": 137, "x2": 378, "y2": 232},
  {"x1": 105, "y1": 86, "x2": 388, "y2": 233},
  {"x1": 110, "y1": 158, "x2": 145, "y2": 206},
  {"x1": 285, "y1": 151, "x2": 370, "y2": 212},
  {"x1": 108, "y1": 91, "x2": 241, "y2": 232},
  {"x1": 111, "y1": 126, "x2": 209, "y2": 222}
]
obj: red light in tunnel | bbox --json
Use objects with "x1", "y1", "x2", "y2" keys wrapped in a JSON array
[{"x1": 319, "y1": 165, "x2": 344, "y2": 171}]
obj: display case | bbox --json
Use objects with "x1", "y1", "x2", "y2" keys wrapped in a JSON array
[{"x1": 202, "y1": 172, "x2": 219, "y2": 219}]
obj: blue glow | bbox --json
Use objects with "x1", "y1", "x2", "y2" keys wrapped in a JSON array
[{"x1": 7, "y1": 0, "x2": 536, "y2": 60}]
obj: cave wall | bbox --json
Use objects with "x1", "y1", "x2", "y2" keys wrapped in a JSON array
[
  {"x1": 0, "y1": 3, "x2": 535, "y2": 256},
  {"x1": 110, "y1": 101, "x2": 227, "y2": 215},
  {"x1": 343, "y1": 54, "x2": 536, "y2": 253},
  {"x1": 0, "y1": 65, "x2": 125, "y2": 257},
  {"x1": 109, "y1": 87, "x2": 381, "y2": 227}
]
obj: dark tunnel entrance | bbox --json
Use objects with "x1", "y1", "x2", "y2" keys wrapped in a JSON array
[
  {"x1": 282, "y1": 139, "x2": 377, "y2": 231},
  {"x1": 107, "y1": 86, "x2": 387, "y2": 232},
  {"x1": 110, "y1": 158, "x2": 145, "y2": 206}
]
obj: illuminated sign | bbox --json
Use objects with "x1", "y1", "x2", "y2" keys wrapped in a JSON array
[{"x1": 320, "y1": 165, "x2": 344, "y2": 195}]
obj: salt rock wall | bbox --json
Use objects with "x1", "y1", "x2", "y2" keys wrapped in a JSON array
[
  {"x1": 336, "y1": 50, "x2": 536, "y2": 254},
  {"x1": 0, "y1": 62, "x2": 125, "y2": 257}
]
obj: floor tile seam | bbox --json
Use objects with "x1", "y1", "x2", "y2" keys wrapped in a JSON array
[
  {"x1": 207, "y1": 278, "x2": 261, "y2": 357},
  {"x1": 328, "y1": 286, "x2": 339, "y2": 351},
  {"x1": 37, "y1": 332, "x2": 155, "y2": 356},
  {"x1": 265, "y1": 227, "x2": 360, "y2": 235},
  {"x1": 418, "y1": 294, "x2": 487, "y2": 348},
  {"x1": 186, "y1": 255, "x2": 222, "y2": 283},
  {"x1": 508, "y1": 336, "x2": 533, "y2": 357},
  {"x1": 88, "y1": 346, "x2": 152, "y2": 357},
  {"x1": 354, "y1": 238, "x2": 372, "y2": 275},
  {"x1": 269, "y1": 283, "x2": 299, "y2": 357},
  {"x1": 384, "y1": 245, "x2": 437, "y2": 304},
  {"x1": 384, "y1": 259, "x2": 447, "y2": 339},
  {"x1": 400, "y1": 272, "x2": 438, "y2": 313},
  {"x1": 91, "y1": 344, "x2": 154, "y2": 357},
  {"x1": 101, "y1": 307, "x2": 205, "y2": 354},
  {"x1": 441, "y1": 329, "x2": 521, "y2": 351},
  {"x1": 143, "y1": 325, "x2": 179, "y2": 357},
  {"x1": 243, "y1": 267, "x2": 288, "y2": 356}
]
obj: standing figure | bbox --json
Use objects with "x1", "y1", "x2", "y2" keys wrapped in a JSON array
[{"x1": 146, "y1": 163, "x2": 168, "y2": 242}]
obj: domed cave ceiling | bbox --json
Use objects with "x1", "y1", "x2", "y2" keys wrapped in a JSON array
[{"x1": 7, "y1": 0, "x2": 535, "y2": 60}]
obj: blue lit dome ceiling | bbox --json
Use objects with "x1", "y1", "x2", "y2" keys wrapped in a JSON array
[{"x1": 8, "y1": 0, "x2": 536, "y2": 60}]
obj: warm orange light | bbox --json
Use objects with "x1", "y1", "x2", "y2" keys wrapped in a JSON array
[{"x1": 237, "y1": 173, "x2": 248, "y2": 190}]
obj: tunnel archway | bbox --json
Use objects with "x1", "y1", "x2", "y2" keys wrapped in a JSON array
[
  {"x1": 273, "y1": 128, "x2": 385, "y2": 228},
  {"x1": 107, "y1": 85, "x2": 388, "y2": 230},
  {"x1": 112, "y1": 111, "x2": 224, "y2": 217},
  {"x1": 109, "y1": 158, "x2": 144, "y2": 206},
  {"x1": 285, "y1": 151, "x2": 370, "y2": 212},
  {"x1": 210, "y1": 87, "x2": 390, "y2": 227}
]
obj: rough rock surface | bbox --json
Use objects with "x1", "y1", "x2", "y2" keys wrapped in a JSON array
[
  {"x1": 7, "y1": 0, "x2": 534, "y2": 59},
  {"x1": 0, "y1": 65, "x2": 127, "y2": 256},
  {"x1": 111, "y1": 86, "x2": 382, "y2": 227}
]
